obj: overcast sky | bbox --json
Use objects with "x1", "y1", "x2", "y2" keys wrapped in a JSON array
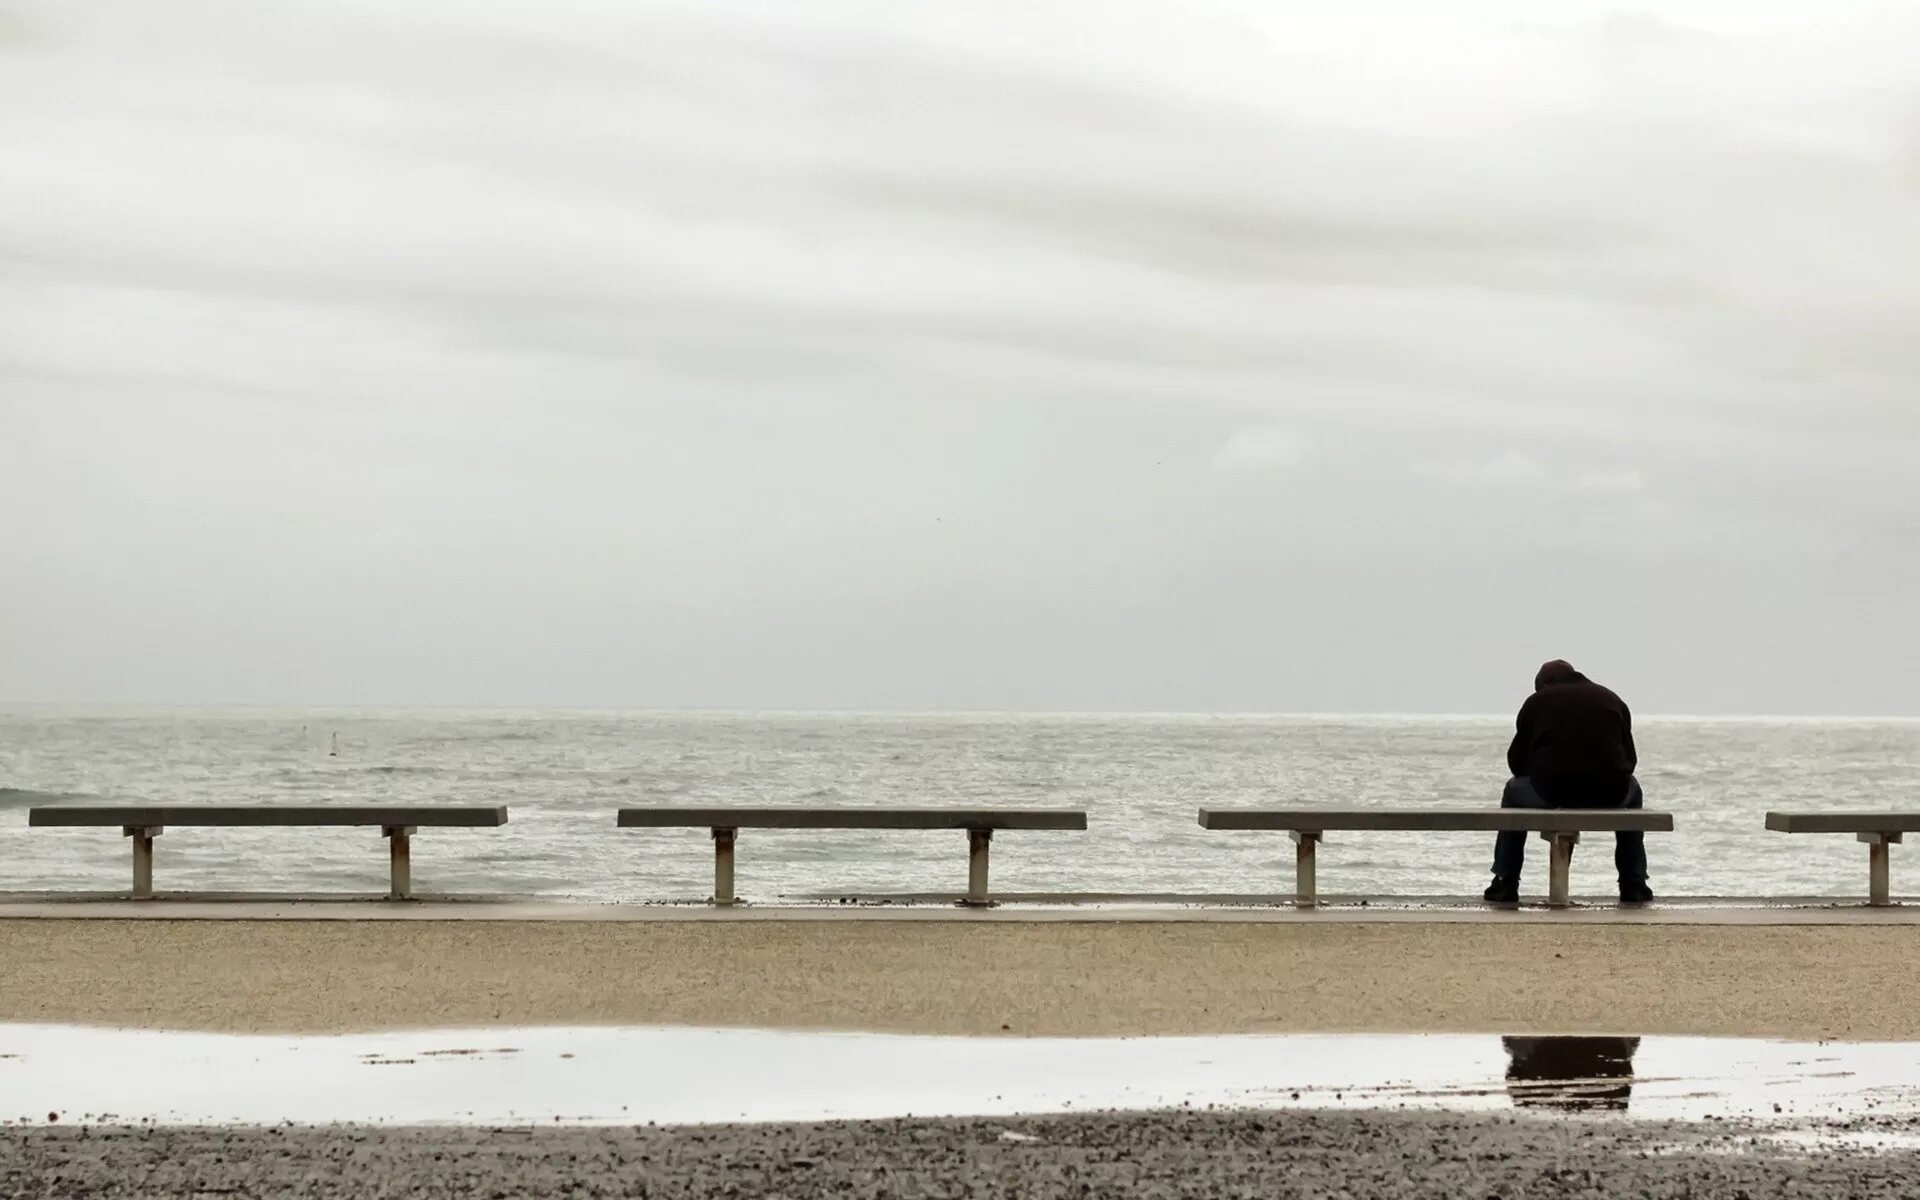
[{"x1": 3, "y1": 0, "x2": 1917, "y2": 715}]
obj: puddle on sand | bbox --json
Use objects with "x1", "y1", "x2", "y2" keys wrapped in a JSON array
[
  {"x1": 1503, "y1": 1036, "x2": 1639, "y2": 1111},
  {"x1": 0, "y1": 1027, "x2": 1916, "y2": 1131}
]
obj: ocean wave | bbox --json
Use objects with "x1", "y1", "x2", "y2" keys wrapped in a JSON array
[
  {"x1": 399, "y1": 731, "x2": 549, "y2": 747},
  {"x1": 0, "y1": 787, "x2": 109, "y2": 809}
]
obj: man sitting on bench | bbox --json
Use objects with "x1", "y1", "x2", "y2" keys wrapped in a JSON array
[{"x1": 1485, "y1": 659, "x2": 1653, "y2": 905}]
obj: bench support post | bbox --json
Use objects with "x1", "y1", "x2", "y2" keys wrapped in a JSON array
[
  {"x1": 712, "y1": 827, "x2": 737, "y2": 906},
  {"x1": 123, "y1": 826, "x2": 161, "y2": 900},
  {"x1": 1860, "y1": 832, "x2": 1901, "y2": 906},
  {"x1": 384, "y1": 826, "x2": 415, "y2": 900},
  {"x1": 1545, "y1": 832, "x2": 1580, "y2": 909},
  {"x1": 1289, "y1": 831, "x2": 1321, "y2": 908},
  {"x1": 963, "y1": 828, "x2": 993, "y2": 907}
]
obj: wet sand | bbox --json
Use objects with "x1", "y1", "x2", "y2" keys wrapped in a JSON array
[
  {"x1": 2, "y1": 918, "x2": 1918, "y2": 1038},
  {"x1": 6, "y1": 1110, "x2": 1920, "y2": 1199}
]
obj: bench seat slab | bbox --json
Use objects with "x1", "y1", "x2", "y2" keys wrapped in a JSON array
[
  {"x1": 1197, "y1": 808, "x2": 1672, "y2": 833},
  {"x1": 617, "y1": 808, "x2": 1085, "y2": 831},
  {"x1": 617, "y1": 808, "x2": 1085, "y2": 905},
  {"x1": 30, "y1": 805, "x2": 508, "y2": 828},
  {"x1": 1200, "y1": 808, "x2": 1670, "y2": 909}
]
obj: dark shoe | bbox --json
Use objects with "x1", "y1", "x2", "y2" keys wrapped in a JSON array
[
  {"x1": 1619, "y1": 880, "x2": 1653, "y2": 905},
  {"x1": 1484, "y1": 875, "x2": 1519, "y2": 904}
]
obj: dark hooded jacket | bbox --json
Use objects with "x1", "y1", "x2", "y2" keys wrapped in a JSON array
[{"x1": 1506, "y1": 671, "x2": 1637, "y2": 782}]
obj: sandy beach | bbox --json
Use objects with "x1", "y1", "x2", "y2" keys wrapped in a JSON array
[
  {"x1": 2, "y1": 917, "x2": 1918, "y2": 1038},
  {"x1": 8, "y1": 1110, "x2": 1920, "y2": 1199}
]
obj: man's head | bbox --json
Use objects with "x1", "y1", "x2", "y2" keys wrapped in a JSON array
[{"x1": 1535, "y1": 659, "x2": 1582, "y2": 690}]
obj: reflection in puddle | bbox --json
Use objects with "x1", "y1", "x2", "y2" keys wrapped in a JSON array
[
  {"x1": 1504, "y1": 1036, "x2": 1640, "y2": 1112},
  {"x1": 0, "y1": 1026, "x2": 1915, "y2": 1132}
]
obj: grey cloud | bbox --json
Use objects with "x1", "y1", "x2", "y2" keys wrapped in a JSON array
[{"x1": 2, "y1": 0, "x2": 1916, "y2": 713}]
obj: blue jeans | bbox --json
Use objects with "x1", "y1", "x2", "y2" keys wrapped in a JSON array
[{"x1": 1491, "y1": 775, "x2": 1648, "y2": 882}]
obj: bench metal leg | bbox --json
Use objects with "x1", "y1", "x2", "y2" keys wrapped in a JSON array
[
  {"x1": 1861, "y1": 832, "x2": 1901, "y2": 906},
  {"x1": 1545, "y1": 832, "x2": 1579, "y2": 909},
  {"x1": 712, "y1": 827, "x2": 737, "y2": 906},
  {"x1": 384, "y1": 826, "x2": 415, "y2": 900},
  {"x1": 123, "y1": 825, "x2": 161, "y2": 900},
  {"x1": 1290, "y1": 831, "x2": 1321, "y2": 908},
  {"x1": 963, "y1": 828, "x2": 993, "y2": 907}
]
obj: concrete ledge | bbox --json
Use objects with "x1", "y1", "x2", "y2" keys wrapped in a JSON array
[{"x1": 0, "y1": 895, "x2": 1917, "y2": 924}]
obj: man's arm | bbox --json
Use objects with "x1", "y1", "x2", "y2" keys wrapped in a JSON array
[
  {"x1": 1507, "y1": 696, "x2": 1534, "y2": 778},
  {"x1": 1621, "y1": 701, "x2": 1638, "y2": 773}
]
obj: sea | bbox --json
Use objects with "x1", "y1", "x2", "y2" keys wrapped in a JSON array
[{"x1": 2, "y1": 710, "x2": 1917, "y2": 902}]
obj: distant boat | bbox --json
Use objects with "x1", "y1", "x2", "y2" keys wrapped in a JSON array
[{"x1": 329, "y1": 732, "x2": 339, "y2": 758}]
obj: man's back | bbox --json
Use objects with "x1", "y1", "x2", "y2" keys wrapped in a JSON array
[
  {"x1": 1507, "y1": 673, "x2": 1637, "y2": 782},
  {"x1": 1490, "y1": 660, "x2": 1650, "y2": 903}
]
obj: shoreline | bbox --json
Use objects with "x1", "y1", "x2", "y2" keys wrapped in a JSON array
[{"x1": 3, "y1": 917, "x2": 1919, "y2": 1038}]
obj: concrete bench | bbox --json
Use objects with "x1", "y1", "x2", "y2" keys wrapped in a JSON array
[
  {"x1": 1765, "y1": 812, "x2": 1920, "y2": 906},
  {"x1": 1197, "y1": 808, "x2": 1676, "y2": 908},
  {"x1": 27, "y1": 805, "x2": 509, "y2": 900},
  {"x1": 616, "y1": 807, "x2": 1088, "y2": 906}
]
